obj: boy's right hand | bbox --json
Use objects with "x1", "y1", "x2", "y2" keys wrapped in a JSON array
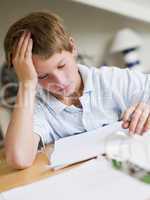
[{"x1": 12, "y1": 32, "x2": 38, "y2": 86}]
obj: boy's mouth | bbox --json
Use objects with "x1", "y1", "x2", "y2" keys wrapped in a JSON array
[{"x1": 58, "y1": 84, "x2": 71, "y2": 93}]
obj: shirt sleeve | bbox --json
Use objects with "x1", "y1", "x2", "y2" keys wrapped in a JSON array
[
  {"x1": 98, "y1": 66, "x2": 150, "y2": 114},
  {"x1": 33, "y1": 98, "x2": 55, "y2": 147},
  {"x1": 114, "y1": 68, "x2": 150, "y2": 106}
]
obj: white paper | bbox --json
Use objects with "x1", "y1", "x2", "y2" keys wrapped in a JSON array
[
  {"x1": 2, "y1": 158, "x2": 150, "y2": 200},
  {"x1": 50, "y1": 121, "x2": 128, "y2": 169},
  {"x1": 0, "y1": 194, "x2": 5, "y2": 200}
]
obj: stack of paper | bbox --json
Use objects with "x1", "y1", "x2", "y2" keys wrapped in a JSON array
[
  {"x1": 2, "y1": 159, "x2": 150, "y2": 200},
  {"x1": 0, "y1": 194, "x2": 5, "y2": 200},
  {"x1": 50, "y1": 122, "x2": 128, "y2": 169}
]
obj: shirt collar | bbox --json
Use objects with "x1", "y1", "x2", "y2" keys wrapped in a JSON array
[
  {"x1": 36, "y1": 87, "x2": 67, "y2": 113},
  {"x1": 78, "y1": 64, "x2": 93, "y2": 94},
  {"x1": 36, "y1": 64, "x2": 93, "y2": 114}
]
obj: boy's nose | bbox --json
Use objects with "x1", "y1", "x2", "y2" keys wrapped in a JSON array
[{"x1": 48, "y1": 73, "x2": 66, "y2": 87}]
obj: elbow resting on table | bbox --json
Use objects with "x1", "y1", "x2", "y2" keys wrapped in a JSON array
[
  {"x1": 5, "y1": 149, "x2": 35, "y2": 170},
  {"x1": 6, "y1": 154, "x2": 34, "y2": 170}
]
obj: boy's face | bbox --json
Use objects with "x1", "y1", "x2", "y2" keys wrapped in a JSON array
[{"x1": 32, "y1": 50, "x2": 80, "y2": 98}]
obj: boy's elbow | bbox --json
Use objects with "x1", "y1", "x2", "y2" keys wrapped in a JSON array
[{"x1": 5, "y1": 151, "x2": 34, "y2": 170}]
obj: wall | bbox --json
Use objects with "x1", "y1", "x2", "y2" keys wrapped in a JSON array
[{"x1": 1, "y1": 0, "x2": 150, "y2": 72}]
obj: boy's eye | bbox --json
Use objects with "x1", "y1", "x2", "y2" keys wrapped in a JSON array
[
  {"x1": 58, "y1": 64, "x2": 65, "y2": 69},
  {"x1": 38, "y1": 74, "x2": 49, "y2": 80}
]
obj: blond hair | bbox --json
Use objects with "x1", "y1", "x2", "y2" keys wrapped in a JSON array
[{"x1": 4, "y1": 11, "x2": 72, "y2": 67}]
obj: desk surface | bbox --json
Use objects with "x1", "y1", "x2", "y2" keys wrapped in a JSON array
[{"x1": 0, "y1": 146, "x2": 78, "y2": 192}]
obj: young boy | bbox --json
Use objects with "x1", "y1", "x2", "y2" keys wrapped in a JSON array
[{"x1": 4, "y1": 11, "x2": 150, "y2": 169}]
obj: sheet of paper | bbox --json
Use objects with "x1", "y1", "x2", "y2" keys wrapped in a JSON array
[
  {"x1": 0, "y1": 194, "x2": 5, "y2": 200},
  {"x1": 50, "y1": 121, "x2": 128, "y2": 169},
  {"x1": 2, "y1": 158, "x2": 150, "y2": 200}
]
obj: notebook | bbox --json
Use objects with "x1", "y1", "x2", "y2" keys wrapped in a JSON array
[
  {"x1": 2, "y1": 158, "x2": 150, "y2": 200},
  {"x1": 50, "y1": 121, "x2": 128, "y2": 169}
]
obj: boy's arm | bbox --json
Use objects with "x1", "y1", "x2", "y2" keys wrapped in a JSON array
[
  {"x1": 5, "y1": 83, "x2": 40, "y2": 169},
  {"x1": 119, "y1": 69, "x2": 150, "y2": 134},
  {"x1": 100, "y1": 67, "x2": 150, "y2": 135},
  {"x1": 4, "y1": 31, "x2": 40, "y2": 169}
]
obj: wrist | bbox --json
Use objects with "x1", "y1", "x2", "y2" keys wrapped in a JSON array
[
  {"x1": 19, "y1": 80, "x2": 37, "y2": 91},
  {"x1": 16, "y1": 81, "x2": 37, "y2": 109}
]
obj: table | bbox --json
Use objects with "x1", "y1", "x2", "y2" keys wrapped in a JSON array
[{"x1": 0, "y1": 145, "x2": 79, "y2": 192}]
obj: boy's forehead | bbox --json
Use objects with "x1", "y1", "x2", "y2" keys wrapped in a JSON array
[
  {"x1": 33, "y1": 53, "x2": 64, "y2": 69},
  {"x1": 32, "y1": 53, "x2": 67, "y2": 75}
]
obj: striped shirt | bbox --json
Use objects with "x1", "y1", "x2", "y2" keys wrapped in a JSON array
[{"x1": 33, "y1": 64, "x2": 150, "y2": 145}]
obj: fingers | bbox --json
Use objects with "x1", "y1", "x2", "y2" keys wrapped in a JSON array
[
  {"x1": 13, "y1": 31, "x2": 31, "y2": 61},
  {"x1": 10, "y1": 31, "x2": 37, "y2": 83},
  {"x1": 122, "y1": 102, "x2": 150, "y2": 135},
  {"x1": 122, "y1": 121, "x2": 130, "y2": 129},
  {"x1": 142, "y1": 115, "x2": 150, "y2": 133},
  {"x1": 122, "y1": 103, "x2": 137, "y2": 122},
  {"x1": 20, "y1": 32, "x2": 31, "y2": 59},
  {"x1": 134, "y1": 106, "x2": 150, "y2": 134},
  {"x1": 128, "y1": 102, "x2": 144, "y2": 134},
  {"x1": 25, "y1": 38, "x2": 33, "y2": 58},
  {"x1": 122, "y1": 103, "x2": 137, "y2": 129},
  {"x1": 14, "y1": 32, "x2": 26, "y2": 58}
]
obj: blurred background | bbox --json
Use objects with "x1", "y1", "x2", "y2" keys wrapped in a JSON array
[{"x1": 1, "y1": 0, "x2": 150, "y2": 146}]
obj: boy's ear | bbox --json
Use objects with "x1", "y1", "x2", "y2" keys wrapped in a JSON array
[{"x1": 69, "y1": 37, "x2": 77, "y2": 57}]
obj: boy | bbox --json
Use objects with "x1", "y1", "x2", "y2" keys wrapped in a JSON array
[{"x1": 4, "y1": 11, "x2": 150, "y2": 169}]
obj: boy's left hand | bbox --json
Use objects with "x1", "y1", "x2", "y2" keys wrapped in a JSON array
[{"x1": 122, "y1": 102, "x2": 150, "y2": 135}]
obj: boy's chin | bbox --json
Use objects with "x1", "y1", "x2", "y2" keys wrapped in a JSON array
[
  {"x1": 51, "y1": 90, "x2": 74, "y2": 99},
  {"x1": 59, "y1": 91, "x2": 74, "y2": 98},
  {"x1": 49, "y1": 86, "x2": 77, "y2": 98},
  {"x1": 59, "y1": 88, "x2": 76, "y2": 98}
]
